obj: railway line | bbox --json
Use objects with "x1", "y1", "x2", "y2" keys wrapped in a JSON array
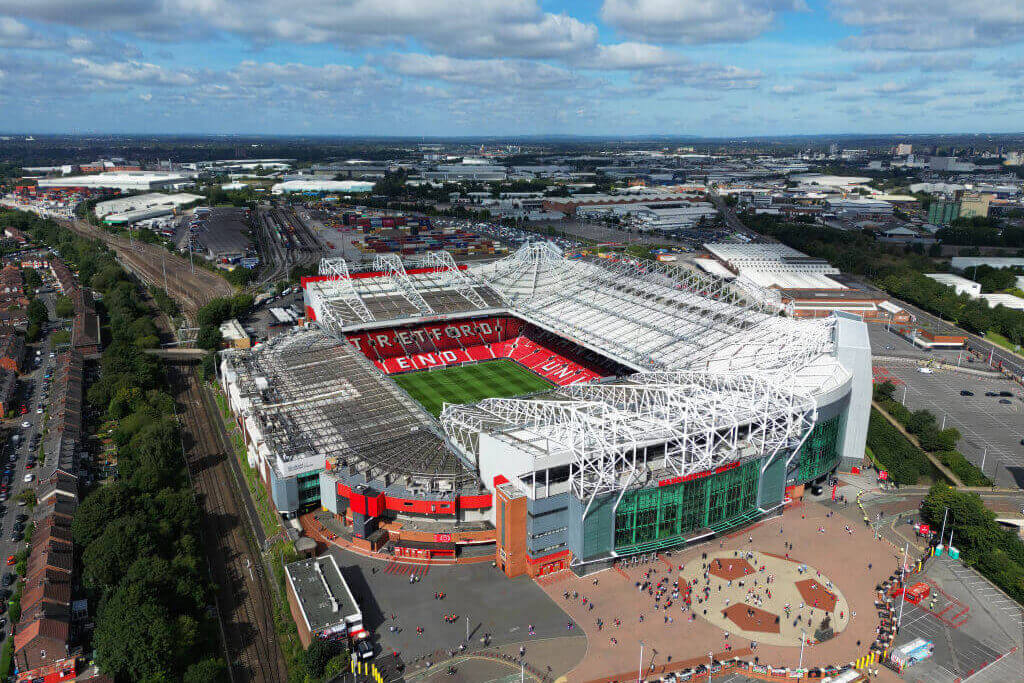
[
  {"x1": 60, "y1": 217, "x2": 234, "y2": 319},
  {"x1": 253, "y1": 204, "x2": 323, "y2": 286},
  {"x1": 170, "y1": 363, "x2": 287, "y2": 683}
]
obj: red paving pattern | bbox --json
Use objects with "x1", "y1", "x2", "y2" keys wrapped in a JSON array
[
  {"x1": 541, "y1": 500, "x2": 902, "y2": 681},
  {"x1": 795, "y1": 579, "x2": 838, "y2": 612},
  {"x1": 723, "y1": 604, "x2": 781, "y2": 633},
  {"x1": 872, "y1": 366, "x2": 904, "y2": 385},
  {"x1": 708, "y1": 558, "x2": 756, "y2": 580}
]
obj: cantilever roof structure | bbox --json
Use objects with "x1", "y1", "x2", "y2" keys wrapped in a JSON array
[
  {"x1": 442, "y1": 372, "x2": 817, "y2": 507},
  {"x1": 298, "y1": 242, "x2": 854, "y2": 511},
  {"x1": 307, "y1": 251, "x2": 505, "y2": 330},
  {"x1": 221, "y1": 330, "x2": 480, "y2": 491}
]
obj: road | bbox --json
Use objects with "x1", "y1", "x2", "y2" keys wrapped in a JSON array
[
  {"x1": 847, "y1": 275, "x2": 1024, "y2": 381},
  {"x1": 59, "y1": 217, "x2": 234, "y2": 319},
  {"x1": 0, "y1": 294, "x2": 59, "y2": 645}
]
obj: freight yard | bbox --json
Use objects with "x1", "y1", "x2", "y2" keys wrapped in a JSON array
[{"x1": 252, "y1": 202, "x2": 508, "y2": 285}]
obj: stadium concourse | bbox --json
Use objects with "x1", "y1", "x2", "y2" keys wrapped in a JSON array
[{"x1": 220, "y1": 243, "x2": 872, "y2": 579}]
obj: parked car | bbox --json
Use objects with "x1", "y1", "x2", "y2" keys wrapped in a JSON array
[
  {"x1": 999, "y1": 399, "x2": 1011, "y2": 404},
  {"x1": 960, "y1": 390, "x2": 974, "y2": 396},
  {"x1": 22, "y1": 474, "x2": 33, "y2": 483}
]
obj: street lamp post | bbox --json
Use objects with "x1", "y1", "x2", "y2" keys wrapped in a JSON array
[
  {"x1": 708, "y1": 651, "x2": 714, "y2": 683},
  {"x1": 798, "y1": 631, "x2": 805, "y2": 671},
  {"x1": 637, "y1": 641, "x2": 644, "y2": 683},
  {"x1": 897, "y1": 543, "x2": 909, "y2": 632}
]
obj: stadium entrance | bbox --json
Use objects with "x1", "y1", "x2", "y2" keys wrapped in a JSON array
[{"x1": 613, "y1": 460, "x2": 760, "y2": 554}]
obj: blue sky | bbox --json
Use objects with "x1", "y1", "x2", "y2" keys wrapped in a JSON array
[{"x1": 0, "y1": 0, "x2": 1021, "y2": 136}]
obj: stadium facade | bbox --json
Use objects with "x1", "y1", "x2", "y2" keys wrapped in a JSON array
[{"x1": 219, "y1": 244, "x2": 870, "y2": 577}]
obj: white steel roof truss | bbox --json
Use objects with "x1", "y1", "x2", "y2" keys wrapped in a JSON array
[
  {"x1": 420, "y1": 251, "x2": 493, "y2": 308},
  {"x1": 316, "y1": 257, "x2": 374, "y2": 324},
  {"x1": 373, "y1": 253, "x2": 435, "y2": 316}
]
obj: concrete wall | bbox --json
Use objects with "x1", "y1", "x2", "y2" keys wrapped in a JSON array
[
  {"x1": 269, "y1": 467, "x2": 299, "y2": 515},
  {"x1": 834, "y1": 313, "x2": 872, "y2": 471}
]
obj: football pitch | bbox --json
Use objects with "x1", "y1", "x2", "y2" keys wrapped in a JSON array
[{"x1": 391, "y1": 359, "x2": 553, "y2": 416}]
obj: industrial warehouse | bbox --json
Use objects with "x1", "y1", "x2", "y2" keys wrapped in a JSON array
[{"x1": 219, "y1": 243, "x2": 871, "y2": 577}]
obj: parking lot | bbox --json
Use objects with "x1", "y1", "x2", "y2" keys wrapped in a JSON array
[
  {"x1": 873, "y1": 363, "x2": 1024, "y2": 488},
  {"x1": 886, "y1": 554, "x2": 1024, "y2": 683}
]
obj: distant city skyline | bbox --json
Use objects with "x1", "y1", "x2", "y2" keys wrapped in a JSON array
[{"x1": 0, "y1": 0, "x2": 1021, "y2": 136}]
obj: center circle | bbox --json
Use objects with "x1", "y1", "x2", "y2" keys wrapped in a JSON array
[{"x1": 680, "y1": 550, "x2": 850, "y2": 647}]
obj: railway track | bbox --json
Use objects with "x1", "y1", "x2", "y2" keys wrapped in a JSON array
[
  {"x1": 170, "y1": 363, "x2": 287, "y2": 683},
  {"x1": 60, "y1": 218, "x2": 234, "y2": 318}
]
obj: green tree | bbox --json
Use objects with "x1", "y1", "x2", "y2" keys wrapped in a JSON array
[
  {"x1": 303, "y1": 638, "x2": 344, "y2": 678},
  {"x1": 93, "y1": 583, "x2": 180, "y2": 681},
  {"x1": 21, "y1": 268, "x2": 41, "y2": 290},
  {"x1": 54, "y1": 295, "x2": 74, "y2": 318},
  {"x1": 183, "y1": 658, "x2": 229, "y2": 683},
  {"x1": 26, "y1": 299, "x2": 48, "y2": 326},
  {"x1": 72, "y1": 482, "x2": 134, "y2": 548},
  {"x1": 197, "y1": 326, "x2": 223, "y2": 352}
]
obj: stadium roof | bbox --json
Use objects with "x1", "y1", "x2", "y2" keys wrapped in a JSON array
[
  {"x1": 221, "y1": 329, "x2": 480, "y2": 491},
  {"x1": 306, "y1": 252, "x2": 506, "y2": 331},
  {"x1": 442, "y1": 371, "x2": 817, "y2": 506},
  {"x1": 301, "y1": 242, "x2": 853, "y2": 509}
]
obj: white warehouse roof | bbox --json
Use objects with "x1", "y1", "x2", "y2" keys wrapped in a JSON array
[
  {"x1": 36, "y1": 171, "x2": 191, "y2": 191},
  {"x1": 95, "y1": 192, "x2": 203, "y2": 218},
  {"x1": 271, "y1": 180, "x2": 374, "y2": 194}
]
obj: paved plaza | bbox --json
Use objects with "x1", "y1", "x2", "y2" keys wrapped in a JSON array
[
  {"x1": 680, "y1": 550, "x2": 850, "y2": 646},
  {"x1": 541, "y1": 500, "x2": 902, "y2": 682}
]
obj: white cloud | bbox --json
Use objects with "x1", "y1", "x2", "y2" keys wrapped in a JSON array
[
  {"x1": 70, "y1": 57, "x2": 196, "y2": 86},
  {"x1": 586, "y1": 42, "x2": 683, "y2": 70},
  {"x1": 0, "y1": 0, "x2": 598, "y2": 59},
  {"x1": 0, "y1": 16, "x2": 52, "y2": 48},
  {"x1": 769, "y1": 81, "x2": 837, "y2": 96},
  {"x1": 858, "y1": 54, "x2": 973, "y2": 73},
  {"x1": 632, "y1": 62, "x2": 764, "y2": 91},
  {"x1": 601, "y1": 0, "x2": 804, "y2": 44},
  {"x1": 832, "y1": 0, "x2": 1024, "y2": 50},
  {"x1": 383, "y1": 54, "x2": 580, "y2": 90}
]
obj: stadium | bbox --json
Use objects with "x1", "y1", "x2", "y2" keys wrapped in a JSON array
[{"x1": 219, "y1": 243, "x2": 871, "y2": 577}]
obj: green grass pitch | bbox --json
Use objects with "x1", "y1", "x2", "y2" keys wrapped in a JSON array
[{"x1": 391, "y1": 359, "x2": 553, "y2": 416}]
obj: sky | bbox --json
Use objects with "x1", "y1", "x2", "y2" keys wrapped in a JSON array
[{"x1": 0, "y1": 0, "x2": 1022, "y2": 137}]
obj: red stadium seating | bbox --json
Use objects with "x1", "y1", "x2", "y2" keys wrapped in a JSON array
[{"x1": 346, "y1": 316, "x2": 606, "y2": 387}]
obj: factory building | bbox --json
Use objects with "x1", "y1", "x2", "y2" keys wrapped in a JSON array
[{"x1": 35, "y1": 171, "x2": 193, "y2": 192}]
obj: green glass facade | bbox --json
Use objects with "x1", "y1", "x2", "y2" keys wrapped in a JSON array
[
  {"x1": 613, "y1": 459, "x2": 760, "y2": 553},
  {"x1": 297, "y1": 471, "x2": 322, "y2": 507},
  {"x1": 796, "y1": 415, "x2": 841, "y2": 482}
]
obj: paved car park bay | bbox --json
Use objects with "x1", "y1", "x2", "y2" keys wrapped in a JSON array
[
  {"x1": 887, "y1": 555, "x2": 1024, "y2": 683},
  {"x1": 324, "y1": 547, "x2": 585, "y2": 679},
  {"x1": 873, "y1": 363, "x2": 1024, "y2": 488}
]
